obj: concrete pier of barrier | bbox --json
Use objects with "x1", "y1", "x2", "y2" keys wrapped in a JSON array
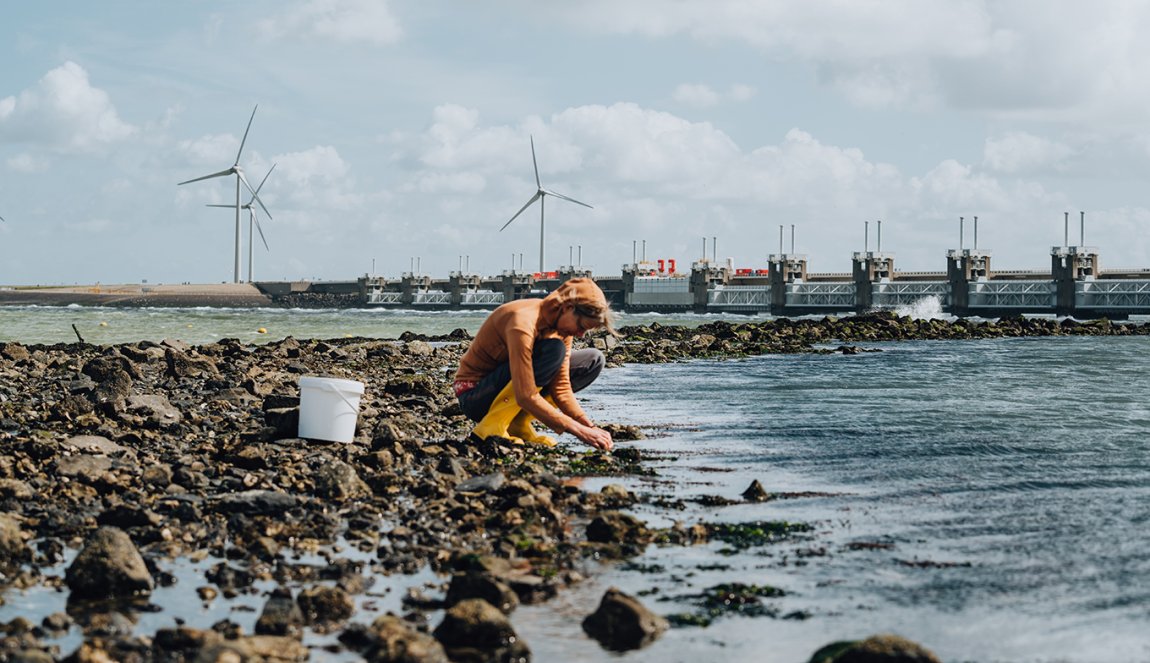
[{"x1": 337, "y1": 244, "x2": 1150, "y2": 318}]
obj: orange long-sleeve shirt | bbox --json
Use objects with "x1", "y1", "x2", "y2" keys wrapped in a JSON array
[{"x1": 455, "y1": 279, "x2": 605, "y2": 433}]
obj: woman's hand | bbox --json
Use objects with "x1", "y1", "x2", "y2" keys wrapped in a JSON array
[{"x1": 570, "y1": 421, "x2": 614, "y2": 451}]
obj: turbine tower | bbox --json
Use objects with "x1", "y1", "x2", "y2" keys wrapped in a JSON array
[
  {"x1": 177, "y1": 105, "x2": 271, "y2": 283},
  {"x1": 206, "y1": 164, "x2": 275, "y2": 283},
  {"x1": 500, "y1": 135, "x2": 593, "y2": 274}
]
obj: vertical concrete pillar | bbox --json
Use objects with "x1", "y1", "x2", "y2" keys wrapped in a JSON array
[
  {"x1": 852, "y1": 253, "x2": 873, "y2": 312},
  {"x1": 947, "y1": 250, "x2": 968, "y2": 315},
  {"x1": 501, "y1": 272, "x2": 535, "y2": 302},
  {"x1": 950, "y1": 250, "x2": 992, "y2": 316},
  {"x1": 400, "y1": 273, "x2": 416, "y2": 306},
  {"x1": 1051, "y1": 247, "x2": 1074, "y2": 316},
  {"x1": 689, "y1": 262, "x2": 728, "y2": 313},
  {"x1": 852, "y1": 252, "x2": 894, "y2": 312},
  {"x1": 768, "y1": 254, "x2": 807, "y2": 315},
  {"x1": 449, "y1": 272, "x2": 463, "y2": 307},
  {"x1": 621, "y1": 265, "x2": 637, "y2": 308},
  {"x1": 558, "y1": 267, "x2": 593, "y2": 282},
  {"x1": 450, "y1": 272, "x2": 481, "y2": 306},
  {"x1": 401, "y1": 273, "x2": 431, "y2": 306},
  {"x1": 358, "y1": 275, "x2": 386, "y2": 306},
  {"x1": 1051, "y1": 246, "x2": 1097, "y2": 317},
  {"x1": 769, "y1": 256, "x2": 787, "y2": 314}
]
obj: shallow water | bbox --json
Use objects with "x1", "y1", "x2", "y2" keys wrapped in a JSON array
[
  {"x1": 3, "y1": 308, "x2": 1150, "y2": 661},
  {"x1": 525, "y1": 336, "x2": 1150, "y2": 662},
  {"x1": 0, "y1": 305, "x2": 771, "y2": 346}
]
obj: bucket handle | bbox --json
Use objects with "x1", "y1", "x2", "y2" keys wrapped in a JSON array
[{"x1": 312, "y1": 380, "x2": 363, "y2": 412}]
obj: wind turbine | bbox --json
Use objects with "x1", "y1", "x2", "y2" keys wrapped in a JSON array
[
  {"x1": 177, "y1": 105, "x2": 271, "y2": 283},
  {"x1": 500, "y1": 135, "x2": 593, "y2": 274},
  {"x1": 206, "y1": 163, "x2": 275, "y2": 283}
]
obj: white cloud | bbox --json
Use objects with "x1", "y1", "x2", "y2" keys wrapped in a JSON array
[
  {"x1": 548, "y1": 0, "x2": 993, "y2": 111},
  {"x1": 547, "y1": 1, "x2": 1150, "y2": 126},
  {"x1": 258, "y1": 0, "x2": 403, "y2": 45},
  {"x1": 820, "y1": 61, "x2": 936, "y2": 110},
  {"x1": 177, "y1": 133, "x2": 242, "y2": 167},
  {"x1": 63, "y1": 217, "x2": 113, "y2": 233},
  {"x1": 708, "y1": 128, "x2": 909, "y2": 238},
  {"x1": 274, "y1": 145, "x2": 350, "y2": 186},
  {"x1": 550, "y1": 102, "x2": 740, "y2": 185},
  {"x1": 673, "y1": 83, "x2": 720, "y2": 108},
  {"x1": 983, "y1": 131, "x2": 1075, "y2": 173},
  {"x1": 730, "y1": 84, "x2": 756, "y2": 101},
  {"x1": 416, "y1": 172, "x2": 486, "y2": 195},
  {"x1": 6, "y1": 153, "x2": 49, "y2": 173},
  {"x1": 269, "y1": 145, "x2": 362, "y2": 214},
  {"x1": 673, "y1": 83, "x2": 756, "y2": 108},
  {"x1": 0, "y1": 61, "x2": 135, "y2": 153}
]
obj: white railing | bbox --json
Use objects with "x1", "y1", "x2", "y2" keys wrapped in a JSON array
[
  {"x1": 412, "y1": 291, "x2": 451, "y2": 305},
  {"x1": 460, "y1": 291, "x2": 504, "y2": 306},
  {"x1": 708, "y1": 285, "x2": 770, "y2": 308},
  {"x1": 968, "y1": 280, "x2": 1054, "y2": 308},
  {"x1": 787, "y1": 282, "x2": 855, "y2": 307},
  {"x1": 872, "y1": 281, "x2": 949, "y2": 308},
  {"x1": 1076, "y1": 280, "x2": 1150, "y2": 309},
  {"x1": 365, "y1": 291, "x2": 402, "y2": 305}
]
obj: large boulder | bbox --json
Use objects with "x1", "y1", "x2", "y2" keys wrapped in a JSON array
[
  {"x1": 255, "y1": 587, "x2": 305, "y2": 638},
  {"x1": 64, "y1": 527, "x2": 153, "y2": 599},
  {"x1": 582, "y1": 587, "x2": 667, "y2": 651},
  {"x1": 81, "y1": 356, "x2": 134, "y2": 411},
  {"x1": 0, "y1": 514, "x2": 30, "y2": 569},
  {"x1": 444, "y1": 571, "x2": 520, "y2": 614},
  {"x1": 585, "y1": 511, "x2": 650, "y2": 545},
  {"x1": 432, "y1": 598, "x2": 530, "y2": 662},
  {"x1": 362, "y1": 615, "x2": 450, "y2": 663},
  {"x1": 808, "y1": 634, "x2": 942, "y2": 663},
  {"x1": 313, "y1": 460, "x2": 372, "y2": 501},
  {"x1": 297, "y1": 585, "x2": 355, "y2": 630},
  {"x1": 151, "y1": 627, "x2": 308, "y2": 662}
]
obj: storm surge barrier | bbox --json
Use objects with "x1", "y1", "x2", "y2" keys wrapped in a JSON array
[{"x1": 346, "y1": 243, "x2": 1150, "y2": 318}]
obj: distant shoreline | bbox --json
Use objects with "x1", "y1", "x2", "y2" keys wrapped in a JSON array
[{"x1": 0, "y1": 283, "x2": 274, "y2": 308}]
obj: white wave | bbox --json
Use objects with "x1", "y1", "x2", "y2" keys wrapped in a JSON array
[{"x1": 894, "y1": 295, "x2": 949, "y2": 320}]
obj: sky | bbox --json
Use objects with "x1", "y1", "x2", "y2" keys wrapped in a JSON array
[{"x1": 3, "y1": 0, "x2": 1150, "y2": 285}]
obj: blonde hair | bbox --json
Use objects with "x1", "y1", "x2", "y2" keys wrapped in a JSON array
[{"x1": 574, "y1": 302, "x2": 619, "y2": 337}]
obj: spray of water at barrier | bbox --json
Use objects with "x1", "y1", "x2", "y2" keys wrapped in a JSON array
[{"x1": 893, "y1": 295, "x2": 950, "y2": 320}]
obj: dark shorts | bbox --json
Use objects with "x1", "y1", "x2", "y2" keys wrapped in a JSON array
[{"x1": 457, "y1": 339, "x2": 605, "y2": 422}]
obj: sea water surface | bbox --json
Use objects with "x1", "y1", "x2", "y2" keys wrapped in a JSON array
[
  {"x1": 2, "y1": 306, "x2": 1149, "y2": 662},
  {"x1": 0, "y1": 305, "x2": 767, "y2": 346},
  {"x1": 537, "y1": 334, "x2": 1150, "y2": 662}
]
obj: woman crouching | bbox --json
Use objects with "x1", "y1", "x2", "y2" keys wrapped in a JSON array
[{"x1": 453, "y1": 277, "x2": 615, "y2": 451}]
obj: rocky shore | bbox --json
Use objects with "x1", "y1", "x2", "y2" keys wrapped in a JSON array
[{"x1": 1, "y1": 312, "x2": 1145, "y2": 662}]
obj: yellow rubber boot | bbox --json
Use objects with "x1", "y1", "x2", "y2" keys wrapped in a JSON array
[
  {"x1": 470, "y1": 381, "x2": 525, "y2": 445},
  {"x1": 508, "y1": 409, "x2": 557, "y2": 448}
]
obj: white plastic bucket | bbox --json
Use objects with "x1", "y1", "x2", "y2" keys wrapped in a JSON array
[{"x1": 298, "y1": 376, "x2": 365, "y2": 443}]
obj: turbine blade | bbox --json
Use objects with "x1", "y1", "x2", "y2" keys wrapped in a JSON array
[
  {"x1": 542, "y1": 188, "x2": 593, "y2": 209},
  {"x1": 235, "y1": 104, "x2": 258, "y2": 165},
  {"x1": 500, "y1": 192, "x2": 542, "y2": 231},
  {"x1": 530, "y1": 135, "x2": 541, "y2": 189},
  {"x1": 253, "y1": 211, "x2": 270, "y2": 251},
  {"x1": 253, "y1": 163, "x2": 276, "y2": 196},
  {"x1": 238, "y1": 171, "x2": 273, "y2": 220},
  {"x1": 206, "y1": 204, "x2": 239, "y2": 209},
  {"x1": 0, "y1": 214, "x2": 5, "y2": 222},
  {"x1": 178, "y1": 167, "x2": 237, "y2": 185}
]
